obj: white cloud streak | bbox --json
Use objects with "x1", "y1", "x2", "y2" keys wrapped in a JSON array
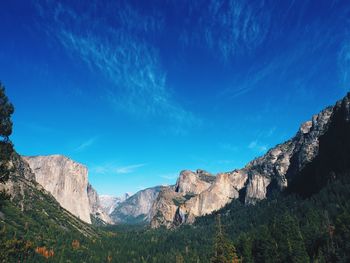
[
  {"x1": 91, "y1": 162, "x2": 146, "y2": 175},
  {"x1": 339, "y1": 42, "x2": 350, "y2": 91},
  {"x1": 248, "y1": 140, "x2": 268, "y2": 153},
  {"x1": 115, "y1": 164, "x2": 146, "y2": 174},
  {"x1": 74, "y1": 137, "x2": 97, "y2": 152},
  {"x1": 159, "y1": 173, "x2": 179, "y2": 180},
  {"x1": 35, "y1": 1, "x2": 200, "y2": 133},
  {"x1": 176, "y1": 0, "x2": 271, "y2": 61}
]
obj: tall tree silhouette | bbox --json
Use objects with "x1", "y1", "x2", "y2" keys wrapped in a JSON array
[
  {"x1": 211, "y1": 214, "x2": 240, "y2": 263},
  {"x1": 0, "y1": 82, "x2": 14, "y2": 183}
]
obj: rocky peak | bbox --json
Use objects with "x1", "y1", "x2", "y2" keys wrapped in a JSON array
[
  {"x1": 150, "y1": 93, "x2": 350, "y2": 228},
  {"x1": 175, "y1": 170, "x2": 215, "y2": 195},
  {"x1": 87, "y1": 184, "x2": 112, "y2": 224},
  {"x1": 110, "y1": 186, "x2": 161, "y2": 224},
  {"x1": 99, "y1": 193, "x2": 131, "y2": 215}
]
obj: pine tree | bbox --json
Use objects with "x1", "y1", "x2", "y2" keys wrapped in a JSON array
[
  {"x1": 0, "y1": 82, "x2": 14, "y2": 184},
  {"x1": 211, "y1": 214, "x2": 240, "y2": 263},
  {"x1": 0, "y1": 83, "x2": 14, "y2": 142}
]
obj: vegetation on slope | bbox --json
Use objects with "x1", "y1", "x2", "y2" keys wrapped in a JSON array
[{"x1": 1, "y1": 84, "x2": 349, "y2": 262}]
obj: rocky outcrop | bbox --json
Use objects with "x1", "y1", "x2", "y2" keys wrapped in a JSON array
[
  {"x1": 110, "y1": 186, "x2": 161, "y2": 224},
  {"x1": 175, "y1": 170, "x2": 215, "y2": 195},
  {"x1": 0, "y1": 150, "x2": 98, "y2": 238},
  {"x1": 87, "y1": 183, "x2": 112, "y2": 224},
  {"x1": 150, "y1": 186, "x2": 182, "y2": 228},
  {"x1": 0, "y1": 151, "x2": 38, "y2": 212},
  {"x1": 150, "y1": 93, "x2": 350, "y2": 228},
  {"x1": 23, "y1": 155, "x2": 92, "y2": 223},
  {"x1": 23, "y1": 155, "x2": 111, "y2": 225},
  {"x1": 99, "y1": 193, "x2": 130, "y2": 215}
]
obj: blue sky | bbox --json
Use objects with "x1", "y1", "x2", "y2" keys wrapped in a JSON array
[{"x1": 0, "y1": 0, "x2": 349, "y2": 196}]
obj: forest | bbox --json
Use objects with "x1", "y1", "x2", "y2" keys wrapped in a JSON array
[
  {"x1": 1, "y1": 173, "x2": 350, "y2": 262},
  {"x1": 0, "y1": 84, "x2": 350, "y2": 262}
]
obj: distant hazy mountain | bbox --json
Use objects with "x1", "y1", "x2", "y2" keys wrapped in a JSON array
[
  {"x1": 99, "y1": 193, "x2": 130, "y2": 215},
  {"x1": 110, "y1": 186, "x2": 161, "y2": 224}
]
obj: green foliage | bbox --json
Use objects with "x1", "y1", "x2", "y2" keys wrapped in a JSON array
[
  {"x1": 211, "y1": 215, "x2": 240, "y2": 263},
  {"x1": 1, "y1": 86, "x2": 350, "y2": 261},
  {"x1": 0, "y1": 175, "x2": 349, "y2": 262},
  {"x1": 0, "y1": 82, "x2": 14, "y2": 142},
  {"x1": 0, "y1": 83, "x2": 14, "y2": 184}
]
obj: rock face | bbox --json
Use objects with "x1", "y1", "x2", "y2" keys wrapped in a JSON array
[
  {"x1": 99, "y1": 193, "x2": 130, "y2": 215},
  {"x1": 23, "y1": 155, "x2": 92, "y2": 223},
  {"x1": 110, "y1": 187, "x2": 161, "y2": 224},
  {"x1": 0, "y1": 150, "x2": 98, "y2": 238},
  {"x1": 150, "y1": 93, "x2": 350, "y2": 228},
  {"x1": 23, "y1": 155, "x2": 111, "y2": 224},
  {"x1": 175, "y1": 170, "x2": 215, "y2": 195},
  {"x1": 0, "y1": 151, "x2": 37, "y2": 212},
  {"x1": 87, "y1": 184, "x2": 112, "y2": 224}
]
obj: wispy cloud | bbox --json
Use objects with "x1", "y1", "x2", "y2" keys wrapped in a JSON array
[
  {"x1": 91, "y1": 162, "x2": 146, "y2": 175},
  {"x1": 35, "y1": 1, "x2": 200, "y2": 133},
  {"x1": 115, "y1": 164, "x2": 146, "y2": 174},
  {"x1": 338, "y1": 41, "x2": 350, "y2": 91},
  {"x1": 248, "y1": 140, "x2": 268, "y2": 153},
  {"x1": 177, "y1": 0, "x2": 271, "y2": 61},
  {"x1": 159, "y1": 173, "x2": 178, "y2": 180},
  {"x1": 74, "y1": 137, "x2": 97, "y2": 152}
]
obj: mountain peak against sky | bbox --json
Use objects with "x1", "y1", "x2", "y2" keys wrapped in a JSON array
[{"x1": 1, "y1": 0, "x2": 349, "y2": 196}]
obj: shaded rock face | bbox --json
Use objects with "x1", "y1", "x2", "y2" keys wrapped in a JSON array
[
  {"x1": 87, "y1": 184, "x2": 112, "y2": 224},
  {"x1": 0, "y1": 152, "x2": 37, "y2": 212},
  {"x1": 110, "y1": 187, "x2": 161, "y2": 224},
  {"x1": 151, "y1": 93, "x2": 350, "y2": 228},
  {"x1": 286, "y1": 93, "x2": 350, "y2": 197},
  {"x1": 150, "y1": 186, "x2": 181, "y2": 228},
  {"x1": 23, "y1": 155, "x2": 92, "y2": 223}
]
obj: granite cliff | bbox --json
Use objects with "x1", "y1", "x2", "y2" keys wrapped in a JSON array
[
  {"x1": 150, "y1": 93, "x2": 349, "y2": 228},
  {"x1": 0, "y1": 150, "x2": 97, "y2": 238},
  {"x1": 23, "y1": 155, "x2": 110, "y2": 224},
  {"x1": 87, "y1": 183, "x2": 112, "y2": 224}
]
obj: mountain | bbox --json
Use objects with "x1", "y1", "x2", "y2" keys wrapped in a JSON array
[
  {"x1": 0, "y1": 147, "x2": 99, "y2": 260},
  {"x1": 150, "y1": 93, "x2": 349, "y2": 228},
  {"x1": 99, "y1": 193, "x2": 130, "y2": 215},
  {"x1": 110, "y1": 186, "x2": 161, "y2": 224},
  {"x1": 149, "y1": 170, "x2": 216, "y2": 228},
  {"x1": 23, "y1": 155, "x2": 110, "y2": 224},
  {"x1": 1, "y1": 83, "x2": 350, "y2": 261},
  {"x1": 87, "y1": 183, "x2": 113, "y2": 224}
]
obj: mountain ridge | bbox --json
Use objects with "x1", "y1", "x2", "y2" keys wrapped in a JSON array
[{"x1": 149, "y1": 93, "x2": 349, "y2": 228}]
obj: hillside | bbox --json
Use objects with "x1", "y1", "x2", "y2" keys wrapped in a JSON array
[{"x1": 0, "y1": 85, "x2": 350, "y2": 261}]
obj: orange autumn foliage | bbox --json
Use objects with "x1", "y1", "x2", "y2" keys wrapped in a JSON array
[
  {"x1": 35, "y1": 246, "x2": 54, "y2": 259},
  {"x1": 72, "y1": 239, "x2": 80, "y2": 249}
]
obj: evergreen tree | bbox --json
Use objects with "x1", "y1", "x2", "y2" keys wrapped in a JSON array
[
  {"x1": 0, "y1": 82, "x2": 14, "y2": 142},
  {"x1": 0, "y1": 82, "x2": 14, "y2": 184},
  {"x1": 211, "y1": 214, "x2": 240, "y2": 263}
]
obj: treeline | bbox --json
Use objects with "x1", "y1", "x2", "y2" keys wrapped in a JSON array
[
  {"x1": 1, "y1": 83, "x2": 350, "y2": 262},
  {"x1": 2, "y1": 174, "x2": 349, "y2": 262}
]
